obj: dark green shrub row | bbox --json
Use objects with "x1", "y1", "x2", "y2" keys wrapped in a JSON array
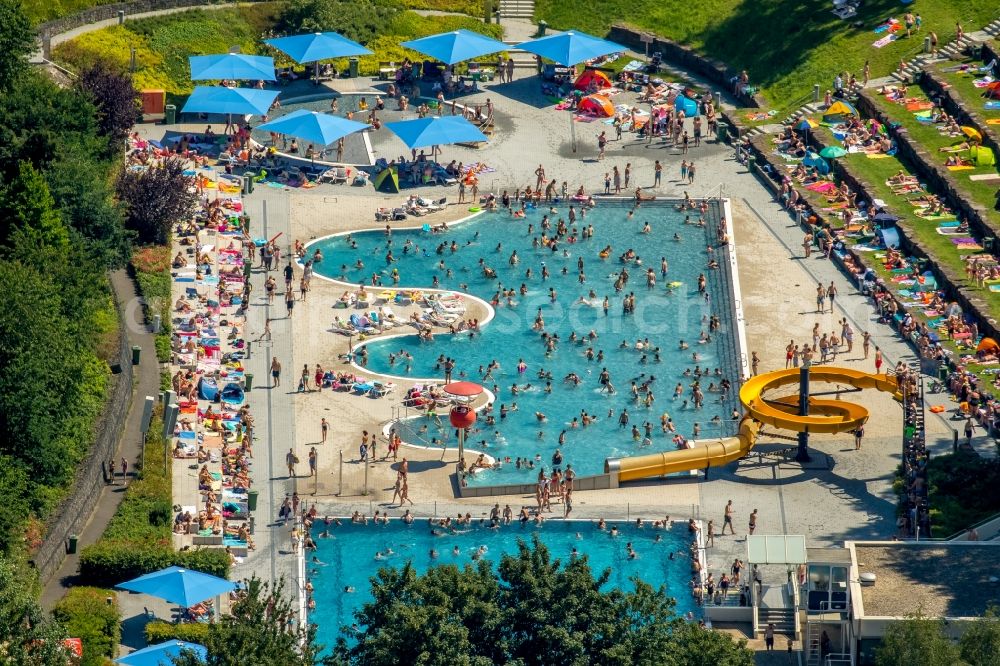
[{"x1": 144, "y1": 620, "x2": 210, "y2": 645}]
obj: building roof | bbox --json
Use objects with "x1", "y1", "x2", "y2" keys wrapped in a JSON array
[
  {"x1": 747, "y1": 535, "x2": 807, "y2": 565},
  {"x1": 854, "y1": 542, "x2": 1000, "y2": 618},
  {"x1": 807, "y1": 546, "x2": 852, "y2": 565}
]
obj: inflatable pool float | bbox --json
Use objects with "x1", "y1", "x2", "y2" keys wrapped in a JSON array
[
  {"x1": 599, "y1": 250, "x2": 610, "y2": 258},
  {"x1": 469, "y1": 207, "x2": 481, "y2": 212}
]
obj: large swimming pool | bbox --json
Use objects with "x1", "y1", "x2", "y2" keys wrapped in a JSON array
[
  {"x1": 308, "y1": 519, "x2": 701, "y2": 644},
  {"x1": 309, "y1": 200, "x2": 742, "y2": 482}
]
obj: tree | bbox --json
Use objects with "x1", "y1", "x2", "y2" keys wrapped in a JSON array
[
  {"x1": 76, "y1": 64, "x2": 139, "y2": 151},
  {"x1": 0, "y1": 161, "x2": 70, "y2": 256},
  {"x1": 331, "y1": 537, "x2": 754, "y2": 666},
  {"x1": 0, "y1": 0, "x2": 33, "y2": 94},
  {"x1": 875, "y1": 611, "x2": 965, "y2": 666},
  {"x1": 959, "y1": 607, "x2": 1000, "y2": 666},
  {"x1": 0, "y1": 555, "x2": 73, "y2": 665},
  {"x1": 116, "y1": 157, "x2": 197, "y2": 244},
  {"x1": 171, "y1": 576, "x2": 320, "y2": 666}
]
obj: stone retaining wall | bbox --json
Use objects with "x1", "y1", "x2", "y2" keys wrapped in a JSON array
[
  {"x1": 748, "y1": 129, "x2": 1000, "y2": 343},
  {"x1": 919, "y1": 69, "x2": 1000, "y2": 212},
  {"x1": 855, "y1": 89, "x2": 1000, "y2": 237},
  {"x1": 607, "y1": 24, "x2": 765, "y2": 108},
  {"x1": 31, "y1": 283, "x2": 134, "y2": 583}
]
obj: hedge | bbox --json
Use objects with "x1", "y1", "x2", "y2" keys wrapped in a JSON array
[
  {"x1": 79, "y1": 543, "x2": 230, "y2": 588},
  {"x1": 131, "y1": 245, "x2": 173, "y2": 362},
  {"x1": 145, "y1": 620, "x2": 210, "y2": 645},
  {"x1": 52, "y1": 587, "x2": 121, "y2": 666}
]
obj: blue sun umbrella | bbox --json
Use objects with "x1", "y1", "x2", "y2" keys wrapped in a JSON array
[
  {"x1": 401, "y1": 29, "x2": 507, "y2": 65},
  {"x1": 385, "y1": 115, "x2": 488, "y2": 149},
  {"x1": 190, "y1": 54, "x2": 275, "y2": 81},
  {"x1": 115, "y1": 641, "x2": 208, "y2": 666},
  {"x1": 181, "y1": 86, "x2": 279, "y2": 116},
  {"x1": 117, "y1": 566, "x2": 237, "y2": 607},
  {"x1": 264, "y1": 32, "x2": 372, "y2": 63},
  {"x1": 257, "y1": 109, "x2": 370, "y2": 146},
  {"x1": 516, "y1": 30, "x2": 625, "y2": 67}
]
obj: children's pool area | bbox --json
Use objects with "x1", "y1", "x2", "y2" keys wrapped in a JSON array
[
  {"x1": 308, "y1": 200, "x2": 743, "y2": 483},
  {"x1": 308, "y1": 519, "x2": 701, "y2": 644}
]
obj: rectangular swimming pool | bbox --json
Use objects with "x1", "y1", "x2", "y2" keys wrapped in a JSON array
[{"x1": 307, "y1": 518, "x2": 702, "y2": 645}]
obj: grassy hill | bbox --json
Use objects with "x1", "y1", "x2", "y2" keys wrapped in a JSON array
[{"x1": 536, "y1": 0, "x2": 999, "y2": 111}]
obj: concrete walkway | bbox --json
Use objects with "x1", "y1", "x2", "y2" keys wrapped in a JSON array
[{"x1": 40, "y1": 269, "x2": 161, "y2": 610}]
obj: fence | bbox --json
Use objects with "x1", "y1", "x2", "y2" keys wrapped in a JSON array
[
  {"x1": 30, "y1": 280, "x2": 134, "y2": 584},
  {"x1": 37, "y1": 0, "x2": 269, "y2": 59}
]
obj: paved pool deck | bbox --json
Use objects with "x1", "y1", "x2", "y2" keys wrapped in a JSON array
[{"x1": 129, "y1": 47, "x2": 970, "y2": 655}]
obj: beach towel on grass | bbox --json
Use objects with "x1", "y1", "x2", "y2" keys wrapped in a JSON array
[
  {"x1": 873, "y1": 34, "x2": 898, "y2": 48},
  {"x1": 985, "y1": 101, "x2": 1000, "y2": 110},
  {"x1": 947, "y1": 165, "x2": 975, "y2": 171},
  {"x1": 866, "y1": 153, "x2": 891, "y2": 159},
  {"x1": 987, "y1": 119, "x2": 1000, "y2": 125},
  {"x1": 989, "y1": 284, "x2": 1000, "y2": 292},
  {"x1": 905, "y1": 102, "x2": 934, "y2": 111}
]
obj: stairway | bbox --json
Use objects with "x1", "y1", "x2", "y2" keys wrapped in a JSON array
[
  {"x1": 498, "y1": 0, "x2": 534, "y2": 19},
  {"x1": 758, "y1": 607, "x2": 796, "y2": 637}
]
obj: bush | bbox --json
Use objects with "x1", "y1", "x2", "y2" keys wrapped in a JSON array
[
  {"x1": 927, "y1": 451, "x2": 1000, "y2": 537},
  {"x1": 145, "y1": 620, "x2": 210, "y2": 645},
  {"x1": 52, "y1": 587, "x2": 121, "y2": 666},
  {"x1": 78, "y1": 544, "x2": 230, "y2": 588}
]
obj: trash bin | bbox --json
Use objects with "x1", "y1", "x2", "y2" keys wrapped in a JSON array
[
  {"x1": 131, "y1": 345, "x2": 141, "y2": 365},
  {"x1": 248, "y1": 489, "x2": 258, "y2": 512},
  {"x1": 245, "y1": 373, "x2": 254, "y2": 391},
  {"x1": 348, "y1": 57, "x2": 359, "y2": 78},
  {"x1": 164, "y1": 104, "x2": 176, "y2": 125},
  {"x1": 938, "y1": 364, "x2": 949, "y2": 382},
  {"x1": 747, "y1": 155, "x2": 756, "y2": 171},
  {"x1": 716, "y1": 123, "x2": 729, "y2": 143},
  {"x1": 537, "y1": 20, "x2": 548, "y2": 36},
  {"x1": 242, "y1": 173, "x2": 254, "y2": 195},
  {"x1": 67, "y1": 535, "x2": 78, "y2": 554}
]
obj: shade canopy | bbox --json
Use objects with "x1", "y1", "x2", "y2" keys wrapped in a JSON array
[
  {"x1": 385, "y1": 116, "x2": 487, "y2": 149},
  {"x1": 117, "y1": 566, "x2": 237, "y2": 607},
  {"x1": 797, "y1": 118, "x2": 819, "y2": 130},
  {"x1": 401, "y1": 29, "x2": 507, "y2": 65},
  {"x1": 190, "y1": 54, "x2": 275, "y2": 81},
  {"x1": 819, "y1": 145, "x2": 848, "y2": 158},
  {"x1": 181, "y1": 86, "x2": 279, "y2": 116},
  {"x1": 516, "y1": 30, "x2": 624, "y2": 67},
  {"x1": 257, "y1": 109, "x2": 370, "y2": 146},
  {"x1": 802, "y1": 152, "x2": 829, "y2": 174},
  {"x1": 746, "y1": 535, "x2": 807, "y2": 565},
  {"x1": 961, "y1": 126, "x2": 982, "y2": 142},
  {"x1": 264, "y1": 32, "x2": 372, "y2": 63},
  {"x1": 116, "y1": 641, "x2": 208, "y2": 666},
  {"x1": 444, "y1": 381, "x2": 484, "y2": 397}
]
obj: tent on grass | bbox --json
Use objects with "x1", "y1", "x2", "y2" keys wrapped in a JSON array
[
  {"x1": 574, "y1": 69, "x2": 612, "y2": 91},
  {"x1": 374, "y1": 167, "x2": 400, "y2": 193},
  {"x1": 802, "y1": 152, "x2": 830, "y2": 175},
  {"x1": 674, "y1": 96, "x2": 698, "y2": 117},
  {"x1": 877, "y1": 226, "x2": 900, "y2": 249},
  {"x1": 823, "y1": 100, "x2": 859, "y2": 123},
  {"x1": 983, "y1": 81, "x2": 1000, "y2": 99},
  {"x1": 579, "y1": 94, "x2": 614, "y2": 117},
  {"x1": 969, "y1": 144, "x2": 996, "y2": 166},
  {"x1": 977, "y1": 337, "x2": 999, "y2": 353}
]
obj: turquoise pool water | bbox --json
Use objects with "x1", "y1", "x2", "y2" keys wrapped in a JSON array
[
  {"x1": 309, "y1": 201, "x2": 741, "y2": 482},
  {"x1": 308, "y1": 519, "x2": 700, "y2": 643}
]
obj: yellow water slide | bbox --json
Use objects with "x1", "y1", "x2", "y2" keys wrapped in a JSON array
[{"x1": 606, "y1": 367, "x2": 900, "y2": 483}]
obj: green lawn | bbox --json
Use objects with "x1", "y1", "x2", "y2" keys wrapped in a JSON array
[
  {"x1": 866, "y1": 83, "x2": 1000, "y2": 231},
  {"x1": 931, "y1": 58, "x2": 1000, "y2": 122},
  {"x1": 535, "y1": 0, "x2": 999, "y2": 113},
  {"x1": 52, "y1": 5, "x2": 502, "y2": 98},
  {"x1": 796, "y1": 125, "x2": 1000, "y2": 398}
]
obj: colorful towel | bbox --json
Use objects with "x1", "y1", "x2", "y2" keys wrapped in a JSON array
[
  {"x1": 987, "y1": 119, "x2": 1000, "y2": 125},
  {"x1": 873, "y1": 34, "x2": 898, "y2": 49},
  {"x1": 985, "y1": 102, "x2": 1000, "y2": 110},
  {"x1": 990, "y1": 284, "x2": 1000, "y2": 292},
  {"x1": 866, "y1": 153, "x2": 891, "y2": 159},
  {"x1": 905, "y1": 101, "x2": 934, "y2": 111},
  {"x1": 806, "y1": 181, "x2": 837, "y2": 193},
  {"x1": 947, "y1": 165, "x2": 975, "y2": 171}
]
